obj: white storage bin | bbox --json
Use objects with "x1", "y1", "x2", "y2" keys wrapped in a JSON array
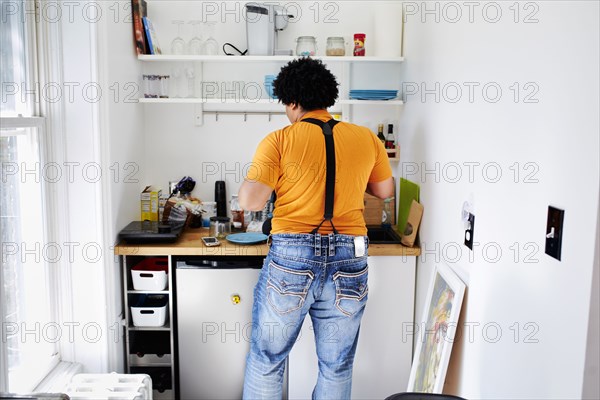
[
  {"x1": 131, "y1": 257, "x2": 168, "y2": 291},
  {"x1": 131, "y1": 295, "x2": 168, "y2": 327},
  {"x1": 132, "y1": 269, "x2": 168, "y2": 291}
]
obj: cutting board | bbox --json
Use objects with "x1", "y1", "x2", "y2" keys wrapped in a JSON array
[{"x1": 397, "y1": 178, "x2": 420, "y2": 233}]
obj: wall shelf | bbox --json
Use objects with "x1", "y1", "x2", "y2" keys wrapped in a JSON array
[
  {"x1": 137, "y1": 54, "x2": 404, "y2": 124},
  {"x1": 138, "y1": 98, "x2": 403, "y2": 106},
  {"x1": 138, "y1": 55, "x2": 404, "y2": 63}
]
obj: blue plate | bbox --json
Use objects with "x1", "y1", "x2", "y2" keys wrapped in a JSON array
[
  {"x1": 349, "y1": 95, "x2": 398, "y2": 100},
  {"x1": 226, "y1": 232, "x2": 269, "y2": 245}
]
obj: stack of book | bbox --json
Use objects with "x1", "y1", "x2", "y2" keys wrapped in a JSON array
[{"x1": 131, "y1": 0, "x2": 161, "y2": 55}]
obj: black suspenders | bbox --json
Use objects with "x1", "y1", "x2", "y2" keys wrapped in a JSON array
[{"x1": 301, "y1": 118, "x2": 340, "y2": 235}]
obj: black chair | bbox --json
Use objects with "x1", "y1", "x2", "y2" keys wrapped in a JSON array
[
  {"x1": 385, "y1": 393, "x2": 467, "y2": 400},
  {"x1": 0, "y1": 395, "x2": 69, "y2": 400}
]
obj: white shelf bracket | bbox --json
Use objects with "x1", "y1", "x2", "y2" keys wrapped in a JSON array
[
  {"x1": 194, "y1": 61, "x2": 204, "y2": 126},
  {"x1": 341, "y1": 62, "x2": 352, "y2": 122},
  {"x1": 194, "y1": 104, "x2": 204, "y2": 126}
]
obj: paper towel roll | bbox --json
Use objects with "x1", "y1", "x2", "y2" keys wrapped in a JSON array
[{"x1": 374, "y1": 4, "x2": 403, "y2": 57}]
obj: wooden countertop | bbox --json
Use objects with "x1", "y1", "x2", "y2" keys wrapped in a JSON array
[{"x1": 114, "y1": 229, "x2": 421, "y2": 257}]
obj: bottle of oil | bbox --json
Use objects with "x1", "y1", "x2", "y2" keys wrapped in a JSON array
[
  {"x1": 377, "y1": 123, "x2": 386, "y2": 145},
  {"x1": 230, "y1": 194, "x2": 244, "y2": 231}
]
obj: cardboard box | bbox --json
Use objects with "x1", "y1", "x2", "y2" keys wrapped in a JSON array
[
  {"x1": 400, "y1": 200, "x2": 424, "y2": 247},
  {"x1": 363, "y1": 192, "x2": 396, "y2": 225},
  {"x1": 141, "y1": 185, "x2": 162, "y2": 221}
]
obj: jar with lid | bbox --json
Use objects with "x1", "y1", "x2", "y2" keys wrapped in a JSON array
[
  {"x1": 209, "y1": 216, "x2": 231, "y2": 239},
  {"x1": 296, "y1": 36, "x2": 317, "y2": 57},
  {"x1": 326, "y1": 37, "x2": 345, "y2": 56}
]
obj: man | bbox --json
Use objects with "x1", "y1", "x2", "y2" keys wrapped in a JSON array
[{"x1": 239, "y1": 58, "x2": 393, "y2": 400}]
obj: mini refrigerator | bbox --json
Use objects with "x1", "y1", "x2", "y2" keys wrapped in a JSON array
[{"x1": 176, "y1": 257, "x2": 262, "y2": 400}]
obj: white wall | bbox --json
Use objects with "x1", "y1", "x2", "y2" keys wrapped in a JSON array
[
  {"x1": 96, "y1": 0, "x2": 146, "y2": 372},
  {"x1": 400, "y1": 1, "x2": 599, "y2": 398},
  {"x1": 48, "y1": 0, "x2": 144, "y2": 373},
  {"x1": 141, "y1": 1, "x2": 404, "y2": 201},
  {"x1": 583, "y1": 200, "x2": 599, "y2": 399},
  {"x1": 57, "y1": 2, "x2": 109, "y2": 372}
]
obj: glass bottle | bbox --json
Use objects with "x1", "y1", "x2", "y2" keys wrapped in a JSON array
[
  {"x1": 385, "y1": 124, "x2": 395, "y2": 149},
  {"x1": 377, "y1": 123, "x2": 386, "y2": 145},
  {"x1": 230, "y1": 194, "x2": 244, "y2": 231}
]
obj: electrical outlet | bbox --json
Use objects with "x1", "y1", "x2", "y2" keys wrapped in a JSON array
[
  {"x1": 464, "y1": 212, "x2": 475, "y2": 250},
  {"x1": 545, "y1": 206, "x2": 564, "y2": 260}
]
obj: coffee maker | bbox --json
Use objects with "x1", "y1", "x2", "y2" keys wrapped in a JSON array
[{"x1": 245, "y1": 3, "x2": 294, "y2": 55}]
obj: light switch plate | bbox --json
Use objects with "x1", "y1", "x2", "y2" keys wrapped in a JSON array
[
  {"x1": 464, "y1": 213, "x2": 475, "y2": 250},
  {"x1": 545, "y1": 206, "x2": 564, "y2": 261}
]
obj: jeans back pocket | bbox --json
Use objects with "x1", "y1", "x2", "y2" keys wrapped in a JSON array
[
  {"x1": 267, "y1": 261, "x2": 314, "y2": 314},
  {"x1": 333, "y1": 266, "x2": 369, "y2": 316}
]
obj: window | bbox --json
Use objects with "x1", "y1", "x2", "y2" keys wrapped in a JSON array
[{"x1": 1, "y1": 1, "x2": 59, "y2": 392}]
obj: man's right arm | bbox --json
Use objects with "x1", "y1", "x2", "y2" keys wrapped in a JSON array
[
  {"x1": 367, "y1": 134, "x2": 394, "y2": 199},
  {"x1": 366, "y1": 177, "x2": 394, "y2": 199}
]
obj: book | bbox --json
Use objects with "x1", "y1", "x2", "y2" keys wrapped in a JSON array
[
  {"x1": 131, "y1": 0, "x2": 148, "y2": 55},
  {"x1": 142, "y1": 16, "x2": 162, "y2": 55}
]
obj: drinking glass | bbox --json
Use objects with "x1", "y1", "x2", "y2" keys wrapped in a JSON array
[
  {"x1": 188, "y1": 20, "x2": 203, "y2": 55},
  {"x1": 201, "y1": 22, "x2": 219, "y2": 55},
  {"x1": 185, "y1": 65, "x2": 196, "y2": 98},
  {"x1": 171, "y1": 20, "x2": 186, "y2": 55}
]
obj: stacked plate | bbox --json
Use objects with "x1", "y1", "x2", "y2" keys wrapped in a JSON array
[
  {"x1": 264, "y1": 75, "x2": 277, "y2": 99},
  {"x1": 349, "y1": 89, "x2": 398, "y2": 100}
]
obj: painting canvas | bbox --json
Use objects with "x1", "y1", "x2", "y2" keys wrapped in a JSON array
[{"x1": 407, "y1": 263, "x2": 466, "y2": 393}]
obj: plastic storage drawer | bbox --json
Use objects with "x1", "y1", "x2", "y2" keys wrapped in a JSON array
[
  {"x1": 131, "y1": 257, "x2": 168, "y2": 291},
  {"x1": 130, "y1": 294, "x2": 168, "y2": 327}
]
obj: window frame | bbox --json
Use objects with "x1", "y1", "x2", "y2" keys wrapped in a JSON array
[
  {"x1": 0, "y1": 0, "x2": 71, "y2": 392},
  {"x1": 0, "y1": 118, "x2": 61, "y2": 394}
]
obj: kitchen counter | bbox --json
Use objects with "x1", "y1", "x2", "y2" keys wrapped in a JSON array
[{"x1": 114, "y1": 229, "x2": 421, "y2": 256}]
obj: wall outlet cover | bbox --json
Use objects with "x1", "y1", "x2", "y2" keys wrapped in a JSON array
[
  {"x1": 545, "y1": 206, "x2": 564, "y2": 261},
  {"x1": 464, "y1": 212, "x2": 475, "y2": 250}
]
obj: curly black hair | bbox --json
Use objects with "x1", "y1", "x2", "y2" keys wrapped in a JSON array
[{"x1": 272, "y1": 57, "x2": 339, "y2": 110}]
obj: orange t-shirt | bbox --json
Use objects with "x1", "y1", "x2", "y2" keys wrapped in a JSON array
[{"x1": 246, "y1": 110, "x2": 392, "y2": 235}]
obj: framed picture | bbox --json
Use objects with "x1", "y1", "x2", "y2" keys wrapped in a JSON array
[{"x1": 407, "y1": 263, "x2": 466, "y2": 393}]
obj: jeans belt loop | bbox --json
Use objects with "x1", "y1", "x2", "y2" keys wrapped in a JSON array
[
  {"x1": 315, "y1": 233, "x2": 321, "y2": 256},
  {"x1": 328, "y1": 233, "x2": 335, "y2": 256}
]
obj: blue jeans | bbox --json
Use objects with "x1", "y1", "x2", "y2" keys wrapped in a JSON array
[{"x1": 243, "y1": 233, "x2": 369, "y2": 400}]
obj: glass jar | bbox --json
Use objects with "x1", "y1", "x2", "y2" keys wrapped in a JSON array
[
  {"x1": 326, "y1": 37, "x2": 345, "y2": 56},
  {"x1": 296, "y1": 36, "x2": 317, "y2": 57},
  {"x1": 382, "y1": 198, "x2": 393, "y2": 227},
  {"x1": 209, "y1": 216, "x2": 231, "y2": 239}
]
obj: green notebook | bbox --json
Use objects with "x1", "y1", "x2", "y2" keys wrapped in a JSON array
[{"x1": 397, "y1": 178, "x2": 420, "y2": 234}]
